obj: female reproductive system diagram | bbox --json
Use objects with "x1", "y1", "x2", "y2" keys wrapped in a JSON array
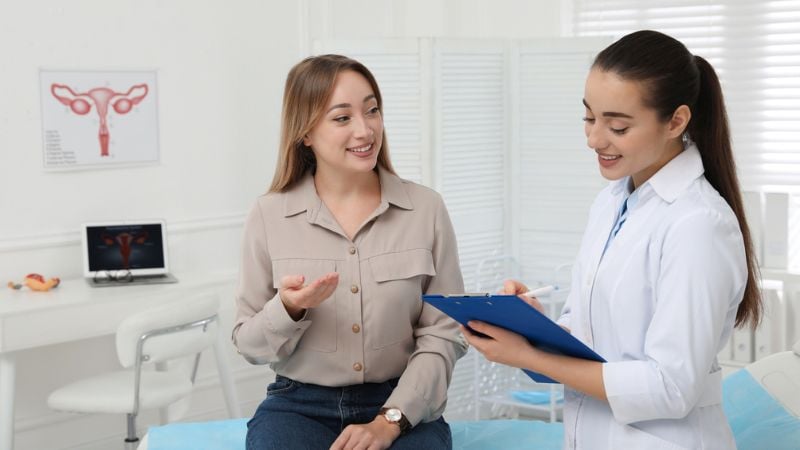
[{"x1": 40, "y1": 70, "x2": 159, "y2": 168}]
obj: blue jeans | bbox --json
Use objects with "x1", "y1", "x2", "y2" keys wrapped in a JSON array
[{"x1": 246, "y1": 375, "x2": 452, "y2": 450}]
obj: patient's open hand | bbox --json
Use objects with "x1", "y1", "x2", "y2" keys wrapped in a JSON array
[{"x1": 278, "y1": 272, "x2": 339, "y2": 321}]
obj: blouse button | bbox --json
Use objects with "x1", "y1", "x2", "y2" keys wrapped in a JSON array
[
  {"x1": 352, "y1": 324, "x2": 361, "y2": 333},
  {"x1": 349, "y1": 247, "x2": 356, "y2": 255},
  {"x1": 350, "y1": 284, "x2": 359, "y2": 294},
  {"x1": 353, "y1": 362, "x2": 363, "y2": 372}
]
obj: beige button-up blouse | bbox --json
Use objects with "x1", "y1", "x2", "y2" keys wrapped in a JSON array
[{"x1": 232, "y1": 168, "x2": 467, "y2": 426}]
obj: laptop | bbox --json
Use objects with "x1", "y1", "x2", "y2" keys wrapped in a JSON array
[{"x1": 82, "y1": 220, "x2": 179, "y2": 287}]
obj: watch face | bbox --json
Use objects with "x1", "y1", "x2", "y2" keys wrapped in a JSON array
[{"x1": 385, "y1": 408, "x2": 402, "y2": 422}]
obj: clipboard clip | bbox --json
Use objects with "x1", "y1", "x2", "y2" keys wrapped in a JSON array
[{"x1": 445, "y1": 292, "x2": 490, "y2": 297}]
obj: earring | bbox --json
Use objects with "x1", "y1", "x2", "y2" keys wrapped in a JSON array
[{"x1": 681, "y1": 132, "x2": 690, "y2": 147}]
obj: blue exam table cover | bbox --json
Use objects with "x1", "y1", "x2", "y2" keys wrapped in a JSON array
[
  {"x1": 722, "y1": 369, "x2": 800, "y2": 450},
  {"x1": 148, "y1": 418, "x2": 247, "y2": 450},
  {"x1": 147, "y1": 369, "x2": 799, "y2": 450},
  {"x1": 146, "y1": 419, "x2": 562, "y2": 450}
]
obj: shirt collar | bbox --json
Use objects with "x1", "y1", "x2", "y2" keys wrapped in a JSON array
[
  {"x1": 282, "y1": 166, "x2": 413, "y2": 218},
  {"x1": 378, "y1": 167, "x2": 414, "y2": 210},
  {"x1": 610, "y1": 177, "x2": 632, "y2": 196},
  {"x1": 282, "y1": 172, "x2": 320, "y2": 217},
  {"x1": 647, "y1": 143, "x2": 705, "y2": 203},
  {"x1": 608, "y1": 143, "x2": 704, "y2": 204}
]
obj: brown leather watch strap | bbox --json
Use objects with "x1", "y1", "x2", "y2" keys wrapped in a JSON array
[{"x1": 379, "y1": 407, "x2": 411, "y2": 434}]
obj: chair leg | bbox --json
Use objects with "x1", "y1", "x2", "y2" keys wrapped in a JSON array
[
  {"x1": 124, "y1": 413, "x2": 139, "y2": 444},
  {"x1": 156, "y1": 361, "x2": 170, "y2": 425}
]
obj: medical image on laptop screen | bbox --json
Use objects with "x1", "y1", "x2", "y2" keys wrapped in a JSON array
[{"x1": 86, "y1": 224, "x2": 165, "y2": 272}]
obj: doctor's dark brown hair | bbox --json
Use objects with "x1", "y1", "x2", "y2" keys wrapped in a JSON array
[
  {"x1": 269, "y1": 54, "x2": 396, "y2": 192},
  {"x1": 593, "y1": 30, "x2": 762, "y2": 329}
]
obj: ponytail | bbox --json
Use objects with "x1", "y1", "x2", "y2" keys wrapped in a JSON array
[{"x1": 689, "y1": 56, "x2": 762, "y2": 329}]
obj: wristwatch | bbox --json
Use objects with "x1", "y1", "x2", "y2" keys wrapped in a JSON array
[{"x1": 379, "y1": 407, "x2": 411, "y2": 434}]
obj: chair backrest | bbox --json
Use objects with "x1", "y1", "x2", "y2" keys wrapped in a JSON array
[{"x1": 116, "y1": 293, "x2": 220, "y2": 368}]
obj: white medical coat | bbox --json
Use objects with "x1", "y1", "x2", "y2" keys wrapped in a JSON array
[{"x1": 558, "y1": 145, "x2": 746, "y2": 449}]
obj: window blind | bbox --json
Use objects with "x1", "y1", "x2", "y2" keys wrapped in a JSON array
[
  {"x1": 432, "y1": 41, "x2": 510, "y2": 420},
  {"x1": 571, "y1": 0, "x2": 800, "y2": 189},
  {"x1": 433, "y1": 40, "x2": 509, "y2": 292}
]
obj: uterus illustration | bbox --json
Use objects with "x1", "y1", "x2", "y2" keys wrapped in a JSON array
[
  {"x1": 51, "y1": 83, "x2": 149, "y2": 157},
  {"x1": 102, "y1": 231, "x2": 149, "y2": 269}
]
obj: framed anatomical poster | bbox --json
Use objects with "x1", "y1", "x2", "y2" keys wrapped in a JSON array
[{"x1": 39, "y1": 70, "x2": 159, "y2": 169}]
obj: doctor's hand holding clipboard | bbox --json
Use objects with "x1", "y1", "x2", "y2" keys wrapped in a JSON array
[
  {"x1": 459, "y1": 279, "x2": 608, "y2": 400},
  {"x1": 423, "y1": 282, "x2": 604, "y2": 384}
]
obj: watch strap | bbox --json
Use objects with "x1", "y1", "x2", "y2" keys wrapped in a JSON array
[{"x1": 379, "y1": 407, "x2": 411, "y2": 433}]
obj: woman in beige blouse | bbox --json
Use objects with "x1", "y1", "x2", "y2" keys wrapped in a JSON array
[{"x1": 233, "y1": 54, "x2": 467, "y2": 450}]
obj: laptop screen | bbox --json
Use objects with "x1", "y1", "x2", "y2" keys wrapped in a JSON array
[{"x1": 82, "y1": 221, "x2": 169, "y2": 278}]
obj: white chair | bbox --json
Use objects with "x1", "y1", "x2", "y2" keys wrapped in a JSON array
[{"x1": 47, "y1": 293, "x2": 221, "y2": 448}]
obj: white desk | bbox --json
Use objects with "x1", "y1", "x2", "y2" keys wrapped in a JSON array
[{"x1": 0, "y1": 272, "x2": 243, "y2": 450}]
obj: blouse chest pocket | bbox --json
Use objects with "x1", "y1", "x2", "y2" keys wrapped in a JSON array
[
  {"x1": 272, "y1": 258, "x2": 337, "y2": 353},
  {"x1": 368, "y1": 249, "x2": 436, "y2": 349}
]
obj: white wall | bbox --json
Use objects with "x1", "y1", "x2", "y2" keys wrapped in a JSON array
[
  {"x1": 0, "y1": 0, "x2": 300, "y2": 278},
  {"x1": 0, "y1": 1, "x2": 562, "y2": 449},
  {"x1": 0, "y1": 1, "x2": 299, "y2": 449}
]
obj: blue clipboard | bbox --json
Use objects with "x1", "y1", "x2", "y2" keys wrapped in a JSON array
[{"x1": 423, "y1": 293, "x2": 605, "y2": 383}]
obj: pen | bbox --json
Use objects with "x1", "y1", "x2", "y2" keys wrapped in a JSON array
[{"x1": 523, "y1": 285, "x2": 557, "y2": 298}]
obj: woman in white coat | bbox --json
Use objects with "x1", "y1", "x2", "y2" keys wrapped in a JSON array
[{"x1": 463, "y1": 30, "x2": 762, "y2": 449}]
